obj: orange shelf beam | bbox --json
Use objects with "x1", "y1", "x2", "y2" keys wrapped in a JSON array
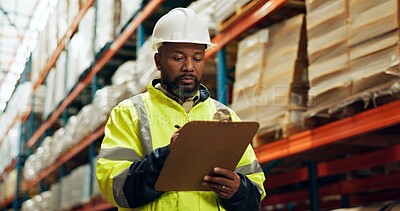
[
  {"x1": 268, "y1": 144, "x2": 400, "y2": 188},
  {"x1": 27, "y1": 126, "x2": 104, "y2": 189},
  {"x1": 0, "y1": 196, "x2": 14, "y2": 209},
  {"x1": 0, "y1": 107, "x2": 31, "y2": 148},
  {"x1": 256, "y1": 100, "x2": 400, "y2": 164},
  {"x1": 32, "y1": 0, "x2": 94, "y2": 92},
  {"x1": 206, "y1": 0, "x2": 287, "y2": 59},
  {"x1": 27, "y1": 0, "x2": 164, "y2": 148},
  {"x1": 265, "y1": 172, "x2": 400, "y2": 205},
  {"x1": 0, "y1": 159, "x2": 17, "y2": 182}
]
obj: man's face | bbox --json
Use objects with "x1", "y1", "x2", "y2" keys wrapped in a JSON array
[{"x1": 154, "y1": 43, "x2": 205, "y2": 100}]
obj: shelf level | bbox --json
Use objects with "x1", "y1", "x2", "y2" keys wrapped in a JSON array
[
  {"x1": 268, "y1": 144, "x2": 400, "y2": 188},
  {"x1": 0, "y1": 107, "x2": 31, "y2": 148},
  {"x1": 206, "y1": 0, "x2": 287, "y2": 59},
  {"x1": 0, "y1": 196, "x2": 14, "y2": 209},
  {"x1": 0, "y1": 159, "x2": 17, "y2": 182},
  {"x1": 26, "y1": 0, "x2": 164, "y2": 148},
  {"x1": 26, "y1": 126, "x2": 104, "y2": 189},
  {"x1": 32, "y1": 0, "x2": 94, "y2": 92},
  {"x1": 255, "y1": 100, "x2": 400, "y2": 164}
]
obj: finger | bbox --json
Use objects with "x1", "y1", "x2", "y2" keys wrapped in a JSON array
[
  {"x1": 202, "y1": 181, "x2": 233, "y2": 199},
  {"x1": 203, "y1": 175, "x2": 230, "y2": 187},
  {"x1": 213, "y1": 167, "x2": 239, "y2": 180}
]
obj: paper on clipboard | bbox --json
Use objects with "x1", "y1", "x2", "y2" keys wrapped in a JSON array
[{"x1": 155, "y1": 121, "x2": 260, "y2": 191}]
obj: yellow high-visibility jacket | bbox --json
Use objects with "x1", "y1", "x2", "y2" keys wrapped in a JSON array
[{"x1": 96, "y1": 79, "x2": 266, "y2": 211}]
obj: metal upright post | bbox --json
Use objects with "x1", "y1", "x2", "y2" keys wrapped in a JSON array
[
  {"x1": 13, "y1": 55, "x2": 32, "y2": 210},
  {"x1": 136, "y1": 2, "x2": 145, "y2": 51},
  {"x1": 217, "y1": 47, "x2": 228, "y2": 105},
  {"x1": 12, "y1": 124, "x2": 24, "y2": 211},
  {"x1": 88, "y1": 0, "x2": 99, "y2": 196},
  {"x1": 308, "y1": 161, "x2": 319, "y2": 211}
]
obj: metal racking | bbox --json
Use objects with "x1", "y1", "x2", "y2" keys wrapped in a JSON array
[{"x1": 1, "y1": 0, "x2": 399, "y2": 210}]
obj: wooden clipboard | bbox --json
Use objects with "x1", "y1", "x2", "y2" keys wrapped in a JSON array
[{"x1": 155, "y1": 121, "x2": 260, "y2": 191}]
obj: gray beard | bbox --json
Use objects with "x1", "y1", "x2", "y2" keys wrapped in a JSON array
[{"x1": 162, "y1": 74, "x2": 200, "y2": 101}]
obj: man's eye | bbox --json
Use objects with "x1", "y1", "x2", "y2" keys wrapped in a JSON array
[
  {"x1": 193, "y1": 57, "x2": 202, "y2": 62},
  {"x1": 174, "y1": 57, "x2": 184, "y2": 61}
]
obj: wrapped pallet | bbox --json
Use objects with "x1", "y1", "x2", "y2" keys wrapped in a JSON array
[
  {"x1": 348, "y1": 0, "x2": 400, "y2": 95},
  {"x1": 256, "y1": 14, "x2": 308, "y2": 143},
  {"x1": 305, "y1": 0, "x2": 351, "y2": 116},
  {"x1": 95, "y1": 0, "x2": 121, "y2": 52},
  {"x1": 214, "y1": 0, "x2": 252, "y2": 27},
  {"x1": 231, "y1": 28, "x2": 269, "y2": 122},
  {"x1": 231, "y1": 14, "x2": 308, "y2": 147}
]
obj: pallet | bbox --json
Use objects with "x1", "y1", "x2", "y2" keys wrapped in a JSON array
[
  {"x1": 253, "y1": 122, "x2": 305, "y2": 148},
  {"x1": 217, "y1": 0, "x2": 265, "y2": 32},
  {"x1": 304, "y1": 79, "x2": 400, "y2": 129}
]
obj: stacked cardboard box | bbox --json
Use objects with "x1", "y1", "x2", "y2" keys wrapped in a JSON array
[
  {"x1": 348, "y1": 0, "x2": 400, "y2": 95},
  {"x1": 215, "y1": 0, "x2": 252, "y2": 25},
  {"x1": 305, "y1": 0, "x2": 350, "y2": 116},
  {"x1": 231, "y1": 14, "x2": 308, "y2": 145},
  {"x1": 256, "y1": 14, "x2": 308, "y2": 140},
  {"x1": 231, "y1": 28, "x2": 269, "y2": 122}
]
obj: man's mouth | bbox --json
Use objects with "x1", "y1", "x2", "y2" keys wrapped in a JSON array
[{"x1": 178, "y1": 76, "x2": 195, "y2": 84}]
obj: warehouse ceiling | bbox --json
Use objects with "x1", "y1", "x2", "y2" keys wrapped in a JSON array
[{"x1": 0, "y1": 0, "x2": 55, "y2": 112}]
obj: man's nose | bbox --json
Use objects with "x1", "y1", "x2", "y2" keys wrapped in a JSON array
[{"x1": 182, "y1": 58, "x2": 194, "y2": 72}]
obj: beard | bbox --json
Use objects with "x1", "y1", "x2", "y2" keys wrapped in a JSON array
[{"x1": 161, "y1": 73, "x2": 201, "y2": 101}]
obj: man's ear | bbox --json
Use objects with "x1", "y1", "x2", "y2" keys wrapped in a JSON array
[{"x1": 154, "y1": 53, "x2": 162, "y2": 70}]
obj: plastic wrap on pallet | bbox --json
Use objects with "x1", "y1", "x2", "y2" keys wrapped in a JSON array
[
  {"x1": 112, "y1": 60, "x2": 137, "y2": 86},
  {"x1": 93, "y1": 85, "x2": 125, "y2": 118},
  {"x1": 67, "y1": 0, "x2": 80, "y2": 27},
  {"x1": 43, "y1": 69, "x2": 55, "y2": 118},
  {"x1": 95, "y1": 0, "x2": 121, "y2": 52},
  {"x1": 214, "y1": 0, "x2": 252, "y2": 25},
  {"x1": 56, "y1": 0, "x2": 68, "y2": 41},
  {"x1": 21, "y1": 199, "x2": 35, "y2": 211},
  {"x1": 118, "y1": 0, "x2": 142, "y2": 31},
  {"x1": 136, "y1": 38, "x2": 159, "y2": 88},
  {"x1": 33, "y1": 85, "x2": 46, "y2": 113},
  {"x1": 7, "y1": 82, "x2": 33, "y2": 117},
  {"x1": 0, "y1": 116, "x2": 21, "y2": 171},
  {"x1": 188, "y1": 0, "x2": 217, "y2": 31},
  {"x1": 52, "y1": 128, "x2": 69, "y2": 158},
  {"x1": 78, "y1": 7, "x2": 95, "y2": 73},
  {"x1": 54, "y1": 51, "x2": 67, "y2": 108},
  {"x1": 73, "y1": 104, "x2": 102, "y2": 142},
  {"x1": 50, "y1": 182, "x2": 61, "y2": 210}
]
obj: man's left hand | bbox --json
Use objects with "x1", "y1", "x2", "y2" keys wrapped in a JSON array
[{"x1": 202, "y1": 167, "x2": 240, "y2": 199}]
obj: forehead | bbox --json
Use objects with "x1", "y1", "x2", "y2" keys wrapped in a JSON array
[{"x1": 160, "y1": 42, "x2": 206, "y2": 54}]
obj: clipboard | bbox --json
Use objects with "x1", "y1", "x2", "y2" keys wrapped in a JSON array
[{"x1": 155, "y1": 121, "x2": 260, "y2": 191}]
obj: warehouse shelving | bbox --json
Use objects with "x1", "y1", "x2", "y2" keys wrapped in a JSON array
[
  {"x1": 255, "y1": 100, "x2": 400, "y2": 163},
  {"x1": 32, "y1": 0, "x2": 95, "y2": 92},
  {"x1": 2, "y1": 0, "x2": 400, "y2": 210},
  {"x1": 26, "y1": 0, "x2": 163, "y2": 149}
]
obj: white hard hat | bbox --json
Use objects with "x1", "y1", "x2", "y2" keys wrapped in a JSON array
[{"x1": 151, "y1": 7, "x2": 215, "y2": 52}]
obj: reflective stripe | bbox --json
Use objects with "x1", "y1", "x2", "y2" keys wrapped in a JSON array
[
  {"x1": 113, "y1": 168, "x2": 130, "y2": 208},
  {"x1": 98, "y1": 147, "x2": 142, "y2": 161},
  {"x1": 235, "y1": 160, "x2": 264, "y2": 195},
  {"x1": 130, "y1": 95, "x2": 153, "y2": 156},
  {"x1": 212, "y1": 99, "x2": 229, "y2": 111},
  {"x1": 235, "y1": 159, "x2": 263, "y2": 175}
]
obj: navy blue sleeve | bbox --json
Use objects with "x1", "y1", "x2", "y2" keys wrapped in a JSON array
[
  {"x1": 219, "y1": 173, "x2": 262, "y2": 211},
  {"x1": 123, "y1": 146, "x2": 170, "y2": 208}
]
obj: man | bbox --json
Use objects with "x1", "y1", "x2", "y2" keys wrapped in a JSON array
[{"x1": 96, "y1": 8, "x2": 266, "y2": 211}]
